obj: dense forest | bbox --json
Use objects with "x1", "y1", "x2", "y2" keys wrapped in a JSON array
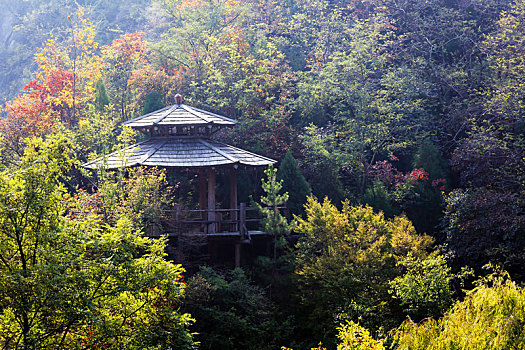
[{"x1": 0, "y1": 0, "x2": 524, "y2": 349}]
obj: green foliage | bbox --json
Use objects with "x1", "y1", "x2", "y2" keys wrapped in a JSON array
[
  {"x1": 74, "y1": 105, "x2": 123, "y2": 160},
  {"x1": 256, "y1": 164, "x2": 292, "y2": 238},
  {"x1": 442, "y1": 187, "x2": 525, "y2": 280},
  {"x1": 142, "y1": 91, "x2": 165, "y2": 115},
  {"x1": 363, "y1": 180, "x2": 399, "y2": 218},
  {"x1": 442, "y1": 0, "x2": 525, "y2": 281},
  {"x1": 392, "y1": 269, "x2": 525, "y2": 350},
  {"x1": 483, "y1": 0, "x2": 525, "y2": 124},
  {"x1": 300, "y1": 147, "x2": 345, "y2": 205},
  {"x1": 94, "y1": 78, "x2": 110, "y2": 111},
  {"x1": 293, "y1": 197, "x2": 433, "y2": 346},
  {"x1": 278, "y1": 151, "x2": 311, "y2": 216},
  {"x1": 3, "y1": 1, "x2": 525, "y2": 347},
  {"x1": 407, "y1": 139, "x2": 449, "y2": 236},
  {"x1": 81, "y1": 166, "x2": 174, "y2": 234},
  {"x1": 152, "y1": 0, "x2": 296, "y2": 157},
  {"x1": 389, "y1": 254, "x2": 456, "y2": 320},
  {"x1": 412, "y1": 140, "x2": 449, "y2": 182},
  {"x1": 336, "y1": 321, "x2": 385, "y2": 350},
  {"x1": 297, "y1": 10, "x2": 433, "y2": 197},
  {"x1": 184, "y1": 267, "x2": 285, "y2": 350},
  {"x1": 0, "y1": 134, "x2": 195, "y2": 349},
  {"x1": 254, "y1": 165, "x2": 294, "y2": 301}
]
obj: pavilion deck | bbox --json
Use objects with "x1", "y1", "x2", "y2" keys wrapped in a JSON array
[{"x1": 144, "y1": 204, "x2": 287, "y2": 240}]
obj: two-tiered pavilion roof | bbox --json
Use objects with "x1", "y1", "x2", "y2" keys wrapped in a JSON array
[
  {"x1": 84, "y1": 96, "x2": 276, "y2": 267},
  {"x1": 84, "y1": 101, "x2": 275, "y2": 169}
]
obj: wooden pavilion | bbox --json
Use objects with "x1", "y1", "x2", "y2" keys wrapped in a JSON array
[{"x1": 84, "y1": 94, "x2": 276, "y2": 266}]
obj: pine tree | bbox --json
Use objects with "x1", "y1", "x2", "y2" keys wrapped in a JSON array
[
  {"x1": 142, "y1": 91, "x2": 165, "y2": 114},
  {"x1": 258, "y1": 164, "x2": 292, "y2": 241},
  {"x1": 278, "y1": 151, "x2": 311, "y2": 216},
  {"x1": 254, "y1": 165, "x2": 293, "y2": 301},
  {"x1": 94, "y1": 79, "x2": 110, "y2": 111}
]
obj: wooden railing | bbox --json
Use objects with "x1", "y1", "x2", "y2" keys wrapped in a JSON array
[{"x1": 144, "y1": 203, "x2": 288, "y2": 239}]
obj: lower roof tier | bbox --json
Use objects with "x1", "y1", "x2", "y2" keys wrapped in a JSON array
[{"x1": 83, "y1": 137, "x2": 276, "y2": 169}]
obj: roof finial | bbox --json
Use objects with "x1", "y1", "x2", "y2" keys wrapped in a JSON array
[{"x1": 175, "y1": 94, "x2": 183, "y2": 105}]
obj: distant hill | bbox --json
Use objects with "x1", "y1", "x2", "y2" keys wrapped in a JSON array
[{"x1": 0, "y1": 0, "x2": 153, "y2": 102}]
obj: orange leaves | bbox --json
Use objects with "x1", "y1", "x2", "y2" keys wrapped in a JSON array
[
  {"x1": 5, "y1": 95, "x2": 54, "y2": 132},
  {"x1": 1, "y1": 10, "x2": 104, "y2": 161},
  {"x1": 25, "y1": 70, "x2": 75, "y2": 108},
  {"x1": 101, "y1": 31, "x2": 180, "y2": 115},
  {"x1": 1, "y1": 46, "x2": 76, "y2": 155},
  {"x1": 128, "y1": 65, "x2": 184, "y2": 104},
  {"x1": 24, "y1": 68, "x2": 79, "y2": 124},
  {"x1": 28, "y1": 11, "x2": 102, "y2": 125},
  {"x1": 0, "y1": 94, "x2": 57, "y2": 155},
  {"x1": 103, "y1": 32, "x2": 148, "y2": 65},
  {"x1": 221, "y1": 26, "x2": 250, "y2": 55},
  {"x1": 407, "y1": 168, "x2": 429, "y2": 181}
]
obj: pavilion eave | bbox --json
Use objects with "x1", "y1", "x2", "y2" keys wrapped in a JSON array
[{"x1": 82, "y1": 137, "x2": 276, "y2": 170}]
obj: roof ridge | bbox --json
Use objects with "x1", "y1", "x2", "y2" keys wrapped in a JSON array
[
  {"x1": 199, "y1": 138, "x2": 239, "y2": 163},
  {"x1": 190, "y1": 106, "x2": 238, "y2": 124},
  {"x1": 153, "y1": 104, "x2": 180, "y2": 125},
  {"x1": 122, "y1": 105, "x2": 172, "y2": 126},
  {"x1": 181, "y1": 104, "x2": 215, "y2": 124},
  {"x1": 213, "y1": 140, "x2": 277, "y2": 163},
  {"x1": 139, "y1": 138, "x2": 168, "y2": 164}
]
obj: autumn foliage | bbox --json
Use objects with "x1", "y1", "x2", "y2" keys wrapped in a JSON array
[{"x1": 1, "y1": 0, "x2": 525, "y2": 348}]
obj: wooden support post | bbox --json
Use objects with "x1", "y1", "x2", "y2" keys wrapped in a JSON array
[
  {"x1": 175, "y1": 203, "x2": 182, "y2": 221},
  {"x1": 207, "y1": 168, "x2": 216, "y2": 234},
  {"x1": 240, "y1": 202, "x2": 246, "y2": 239},
  {"x1": 235, "y1": 242, "x2": 241, "y2": 268},
  {"x1": 199, "y1": 170, "x2": 206, "y2": 220},
  {"x1": 229, "y1": 168, "x2": 238, "y2": 232}
]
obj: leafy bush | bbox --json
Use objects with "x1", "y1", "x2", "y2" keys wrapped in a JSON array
[
  {"x1": 292, "y1": 197, "x2": 433, "y2": 346},
  {"x1": 78, "y1": 166, "x2": 174, "y2": 234},
  {"x1": 184, "y1": 267, "x2": 289, "y2": 350},
  {"x1": 281, "y1": 321, "x2": 386, "y2": 350},
  {"x1": 336, "y1": 321, "x2": 385, "y2": 350},
  {"x1": 389, "y1": 254, "x2": 456, "y2": 320},
  {"x1": 0, "y1": 135, "x2": 195, "y2": 349},
  {"x1": 278, "y1": 151, "x2": 311, "y2": 216},
  {"x1": 392, "y1": 269, "x2": 525, "y2": 350}
]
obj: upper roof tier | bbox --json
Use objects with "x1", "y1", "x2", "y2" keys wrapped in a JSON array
[{"x1": 123, "y1": 103, "x2": 237, "y2": 129}]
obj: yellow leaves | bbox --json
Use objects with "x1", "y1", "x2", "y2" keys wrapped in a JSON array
[
  {"x1": 337, "y1": 321, "x2": 386, "y2": 350},
  {"x1": 294, "y1": 196, "x2": 436, "y2": 332},
  {"x1": 296, "y1": 196, "x2": 433, "y2": 270},
  {"x1": 225, "y1": 0, "x2": 241, "y2": 9},
  {"x1": 393, "y1": 271, "x2": 525, "y2": 350},
  {"x1": 302, "y1": 198, "x2": 422, "y2": 250},
  {"x1": 390, "y1": 216, "x2": 433, "y2": 260}
]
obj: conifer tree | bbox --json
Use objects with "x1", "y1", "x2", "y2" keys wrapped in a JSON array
[
  {"x1": 94, "y1": 79, "x2": 110, "y2": 111},
  {"x1": 278, "y1": 151, "x2": 311, "y2": 216},
  {"x1": 142, "y1": 91, "x2": 165, "y2": 115},
  {"x1": 257, "y1": 164, "x2": 292, "y2": 255},
  {"x1": 254, "y1": 165, "x2": 293, "y2": 301}
]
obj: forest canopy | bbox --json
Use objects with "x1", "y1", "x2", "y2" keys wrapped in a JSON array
[{"x1": 0, "y1": 0, "x2": 524, "y2": 349}]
